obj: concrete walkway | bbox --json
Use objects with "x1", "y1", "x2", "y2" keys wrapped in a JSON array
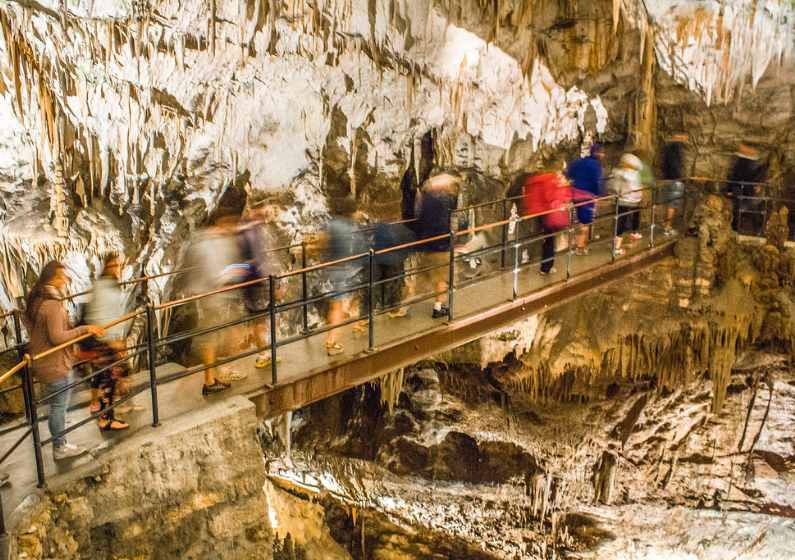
[{"x1": 0, "y1": 222, "x2": 679, "y2": 524}]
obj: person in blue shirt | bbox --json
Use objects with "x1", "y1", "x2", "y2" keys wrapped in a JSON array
[{"x1": 566, "y1": 144, "x2": 605, "y2": 255}]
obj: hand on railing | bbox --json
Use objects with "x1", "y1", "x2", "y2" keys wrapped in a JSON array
[{"x1": 86, "y1": 325, "x2": 106, "y2": 338}]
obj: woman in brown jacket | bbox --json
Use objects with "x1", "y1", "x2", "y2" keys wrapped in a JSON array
[{"x1": 25, "y1": 261, "x2": 105, "y2": 460}]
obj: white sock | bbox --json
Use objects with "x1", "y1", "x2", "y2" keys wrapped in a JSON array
[{"x1": 434, "y1": 302, "x2": 442, "y2": 311}]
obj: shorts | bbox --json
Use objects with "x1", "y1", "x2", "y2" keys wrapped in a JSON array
[
  {"x1": 617, "y1": 206, "x2": 640, "y2": 236},
  {"x1": 326, "y1": 263, "x2": 363, "y2": 302},
  {"x1": 576, "y1": 202, "x2": 595, "y2": 225},
  {"x1": 418, "y1": 251, "x2": 450, "y2": 288},
  {"x1": 243, "y1": 282, "x2": 270, "y2": 314},
  {"x1": 195, "y1": 293, "x2": 243, "y2": 352},
  {"x1": 663, "y1": 181, "x2": 684, "y2": 209}
]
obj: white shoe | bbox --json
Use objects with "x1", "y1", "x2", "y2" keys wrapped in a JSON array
[
  {"x1": 53, "y1": 443, "x2": 86, "y2": 460},
  {"x1": 540, "y1": 267, "x2": 557, "y2": 275},
  {"x1": 630, "y1": 232, "x2": 643, "y2": 241}
]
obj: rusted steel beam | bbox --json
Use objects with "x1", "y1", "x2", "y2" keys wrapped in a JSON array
[{"x1": 248, "y1": 243, "x2": 676, "y2": 419}]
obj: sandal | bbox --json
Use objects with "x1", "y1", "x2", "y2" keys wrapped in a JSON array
[
  {"x1": 89, "y1": 402, "x2": 101, "y2": 413},
  {"x1": 100, "y1": 419, "x2": 130, "y2": 431},
  {"x1": 217, "y1": 371, "x2": 247, "y2": 382},
  {"x1": 326, "y1": 341, "x2": 344, "y2": 356}
]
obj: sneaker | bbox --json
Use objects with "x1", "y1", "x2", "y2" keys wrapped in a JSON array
[
  {"x1": 663, "y1": 228, "x2": 676, "y2": 236},
  {"x1": 89, "y1": 402, "x2": 101, "y2": 413},
  {"x1": 388, "y1": 308, "x2": 408, "y2": 319},
  {"x1": 574, "y1": 247, "x2": 591, "y2": 256},
  {"x1": 630, "y1": 233, "x2": 643, "y2": 241},
  {"x1": 202, "y1": 381, "x2": 231, "y2": 397},
  {"x1": 539, "y1": 267, "x2": 557, "y2": 275},
  {"x1": 432, "y1": 306, "x2": 449, "y2": 319},
  {"x1": 53, "y1": 443, "x2": 87, "y2": 461},
  {"x1": 615, "y1": 247, "x2": 626, "y2": 255}
]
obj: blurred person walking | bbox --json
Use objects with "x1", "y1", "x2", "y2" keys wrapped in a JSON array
[
  {"x1": 610, "y1": 153, "x2": 644, "y2": 255},
  {"x1": 566, "y1": 144, "x2": 605, "y2": 255},
  {"x1": 372, "y1": 218, "x2": 416, "y2": 319},
  {"x1": 522, "y1": 170, "x2": 593, "y2": 274},
  {"x1": 82, "y1": 255, "x2": 131, "y2": 431},
  {"x1": 25, "y1": 261, "x2": 105, "y2": 460},
  {"x1": 659, "y1": 133, "x2": 687, "y2": 235},
  {"x1": 238, "y1": 203, "x2": 283, "y2": 369},
  {"x1": 415, "y1": 174, "x2": 462, "y2": 318},
  {"x1": 726, "y1": 142, "x2": 767, "y2": 233},
  {"x1": 184, "y1": 189, "x2": 248, "y2": 396},
  {"x1": 324, "y1": 197, "x2": 367, "y2": 356}
]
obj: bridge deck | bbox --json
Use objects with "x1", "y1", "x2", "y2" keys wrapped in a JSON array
[
  {"x1": 244, "y1": 231, "x2": 677, "y2": 418},
  {"x1": 0, "y1": 228, "x2": 678, "y2": 523}
]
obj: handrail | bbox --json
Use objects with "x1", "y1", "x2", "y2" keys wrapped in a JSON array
[
  {"x1": 1, "y1": 178, "x2": 776, "y2": 362},
  {"x1": 0, "y1": 357, "x2": 28, "y2": 385},
  {"x1": 30, "y1": 309, "x2": 144, "y2": 362}
]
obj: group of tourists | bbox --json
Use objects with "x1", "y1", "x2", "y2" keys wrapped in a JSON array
[{"x1": 20, "y1": 131, "x2": 774, "y2": 463}]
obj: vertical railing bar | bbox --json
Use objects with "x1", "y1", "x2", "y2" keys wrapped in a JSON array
[
  {"x1": 146, "y1": 303, "x2": 160, "y2": 428},
  {"x1": 501, "y1": 198, "x2": 508, "y2": 269},
  {"x1": 269, "y1": 274, "x2": 278, "y2": 386},
  {"x1": 24, "y1": 356, "x2": 46, "y2": 488},
  {"x1": 447, "y1": 233, "x2": 455, "y2": 321},
  {"x1": 300, "y1": 241, "x2": 308, "y2": 333},
  {"x1": 567, "y1": 204, "x2": 573, "y2": 279},
  {"x1": 612, "y1": 195, "x2": 619, "y2": 263},
  {"x1": 368, "y1": 250, "x2": 375, "y2": 350},
  {"x1": 513, "y1": 226, "x2": 519, "y2": 300},
  {"x1": 650, "y1": 183, "x2": 656, "y2": 248},
  {"x1": 12, "y1": 308, "x2": 31, "y2": 424}
]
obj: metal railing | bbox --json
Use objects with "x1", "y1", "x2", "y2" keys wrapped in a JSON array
[{"x1": 0, "y1": 175, "x2": 790, "y2": 534}]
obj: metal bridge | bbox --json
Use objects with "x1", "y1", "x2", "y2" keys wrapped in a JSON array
[{"x1": 0, "y1": 176, "x2": 780, "y2": 533}]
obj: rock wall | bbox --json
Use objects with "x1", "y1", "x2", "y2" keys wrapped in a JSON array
[
  {"x1": 9, "y1": 396, "x2": 272, "y2": 560},
  {"x1": 0, "y1": 0, "x2": 793, "y2": 320}
]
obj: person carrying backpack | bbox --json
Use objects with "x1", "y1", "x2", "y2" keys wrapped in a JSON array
[{"x1": 238, "y1": 203, "x2": 281, "y2": 369}]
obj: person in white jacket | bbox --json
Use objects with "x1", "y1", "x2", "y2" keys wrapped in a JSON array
[
  {"x1": 610, "y1": 153, "x2": 644, "y2": 255},
  {"x1": 84, "y1": 255, "x2": 131, "y2": 430}
]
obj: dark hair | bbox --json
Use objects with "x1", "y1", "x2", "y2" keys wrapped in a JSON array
[{"x1": 24, "y1": 261, "x2": 65, "y2": 327}]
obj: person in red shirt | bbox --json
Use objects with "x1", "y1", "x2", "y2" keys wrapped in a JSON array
[{"x1": 522, "y1": 172, "x2": 594, "y2": 274}]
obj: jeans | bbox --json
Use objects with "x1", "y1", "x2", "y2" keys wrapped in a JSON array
[{"x1": 47, "y1": 372, "x2": 73, "y2": 449}]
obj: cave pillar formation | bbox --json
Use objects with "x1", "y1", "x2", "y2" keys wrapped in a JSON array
[{"x1": 627, "y1": 24, "x2": 656, "y2": 162}]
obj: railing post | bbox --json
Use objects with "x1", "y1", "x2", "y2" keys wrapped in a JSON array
[
  {"x1": 513, "y1": 224, "x2": 520, "y2": 300},
  {"x1": 23, "y1": 356, "x2": 46, "y2": 488},
  {"x1": 368, "y1": 250, "x2": 375, "y2": 350},
  {"x1": 501, "y1": 198, "x2": 508, "y2": 269},
  {"x1": 447, "y1": 233, "x2": 455, "y2": 321},
  {"x1": 650, "y1": 183, "x2": 657, "y2": 248},
  {"x1": 762, "y1": 185, "x2": 768, "y2": 236},
  {"x1": 269, "y1": 274, "x2": 278, "y2": 386},
  {"x1": 738, "y1": 184, "x2": 745, "y2": 234},
  {"x1": 0, "y1": 482, "x2": 5, "y2": 537},
  {"x1": 300, "y1": 241, "x2": 309, "y2": 333},
  {"x1": 12, "y1": 308, "x2": 31, "y2": 423},
  {"x1": 145, "y1": 304, "x2": 160, "y2": 428},
  {"x1": 567, "y1": 204, "x2": 574, "y2": 279},
  {"x1": 11, "y1": 308, "x2": 23, "y2": 349},
  {"x1": 612, "y1": 195, "x2": 619, "y2": 263}
]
